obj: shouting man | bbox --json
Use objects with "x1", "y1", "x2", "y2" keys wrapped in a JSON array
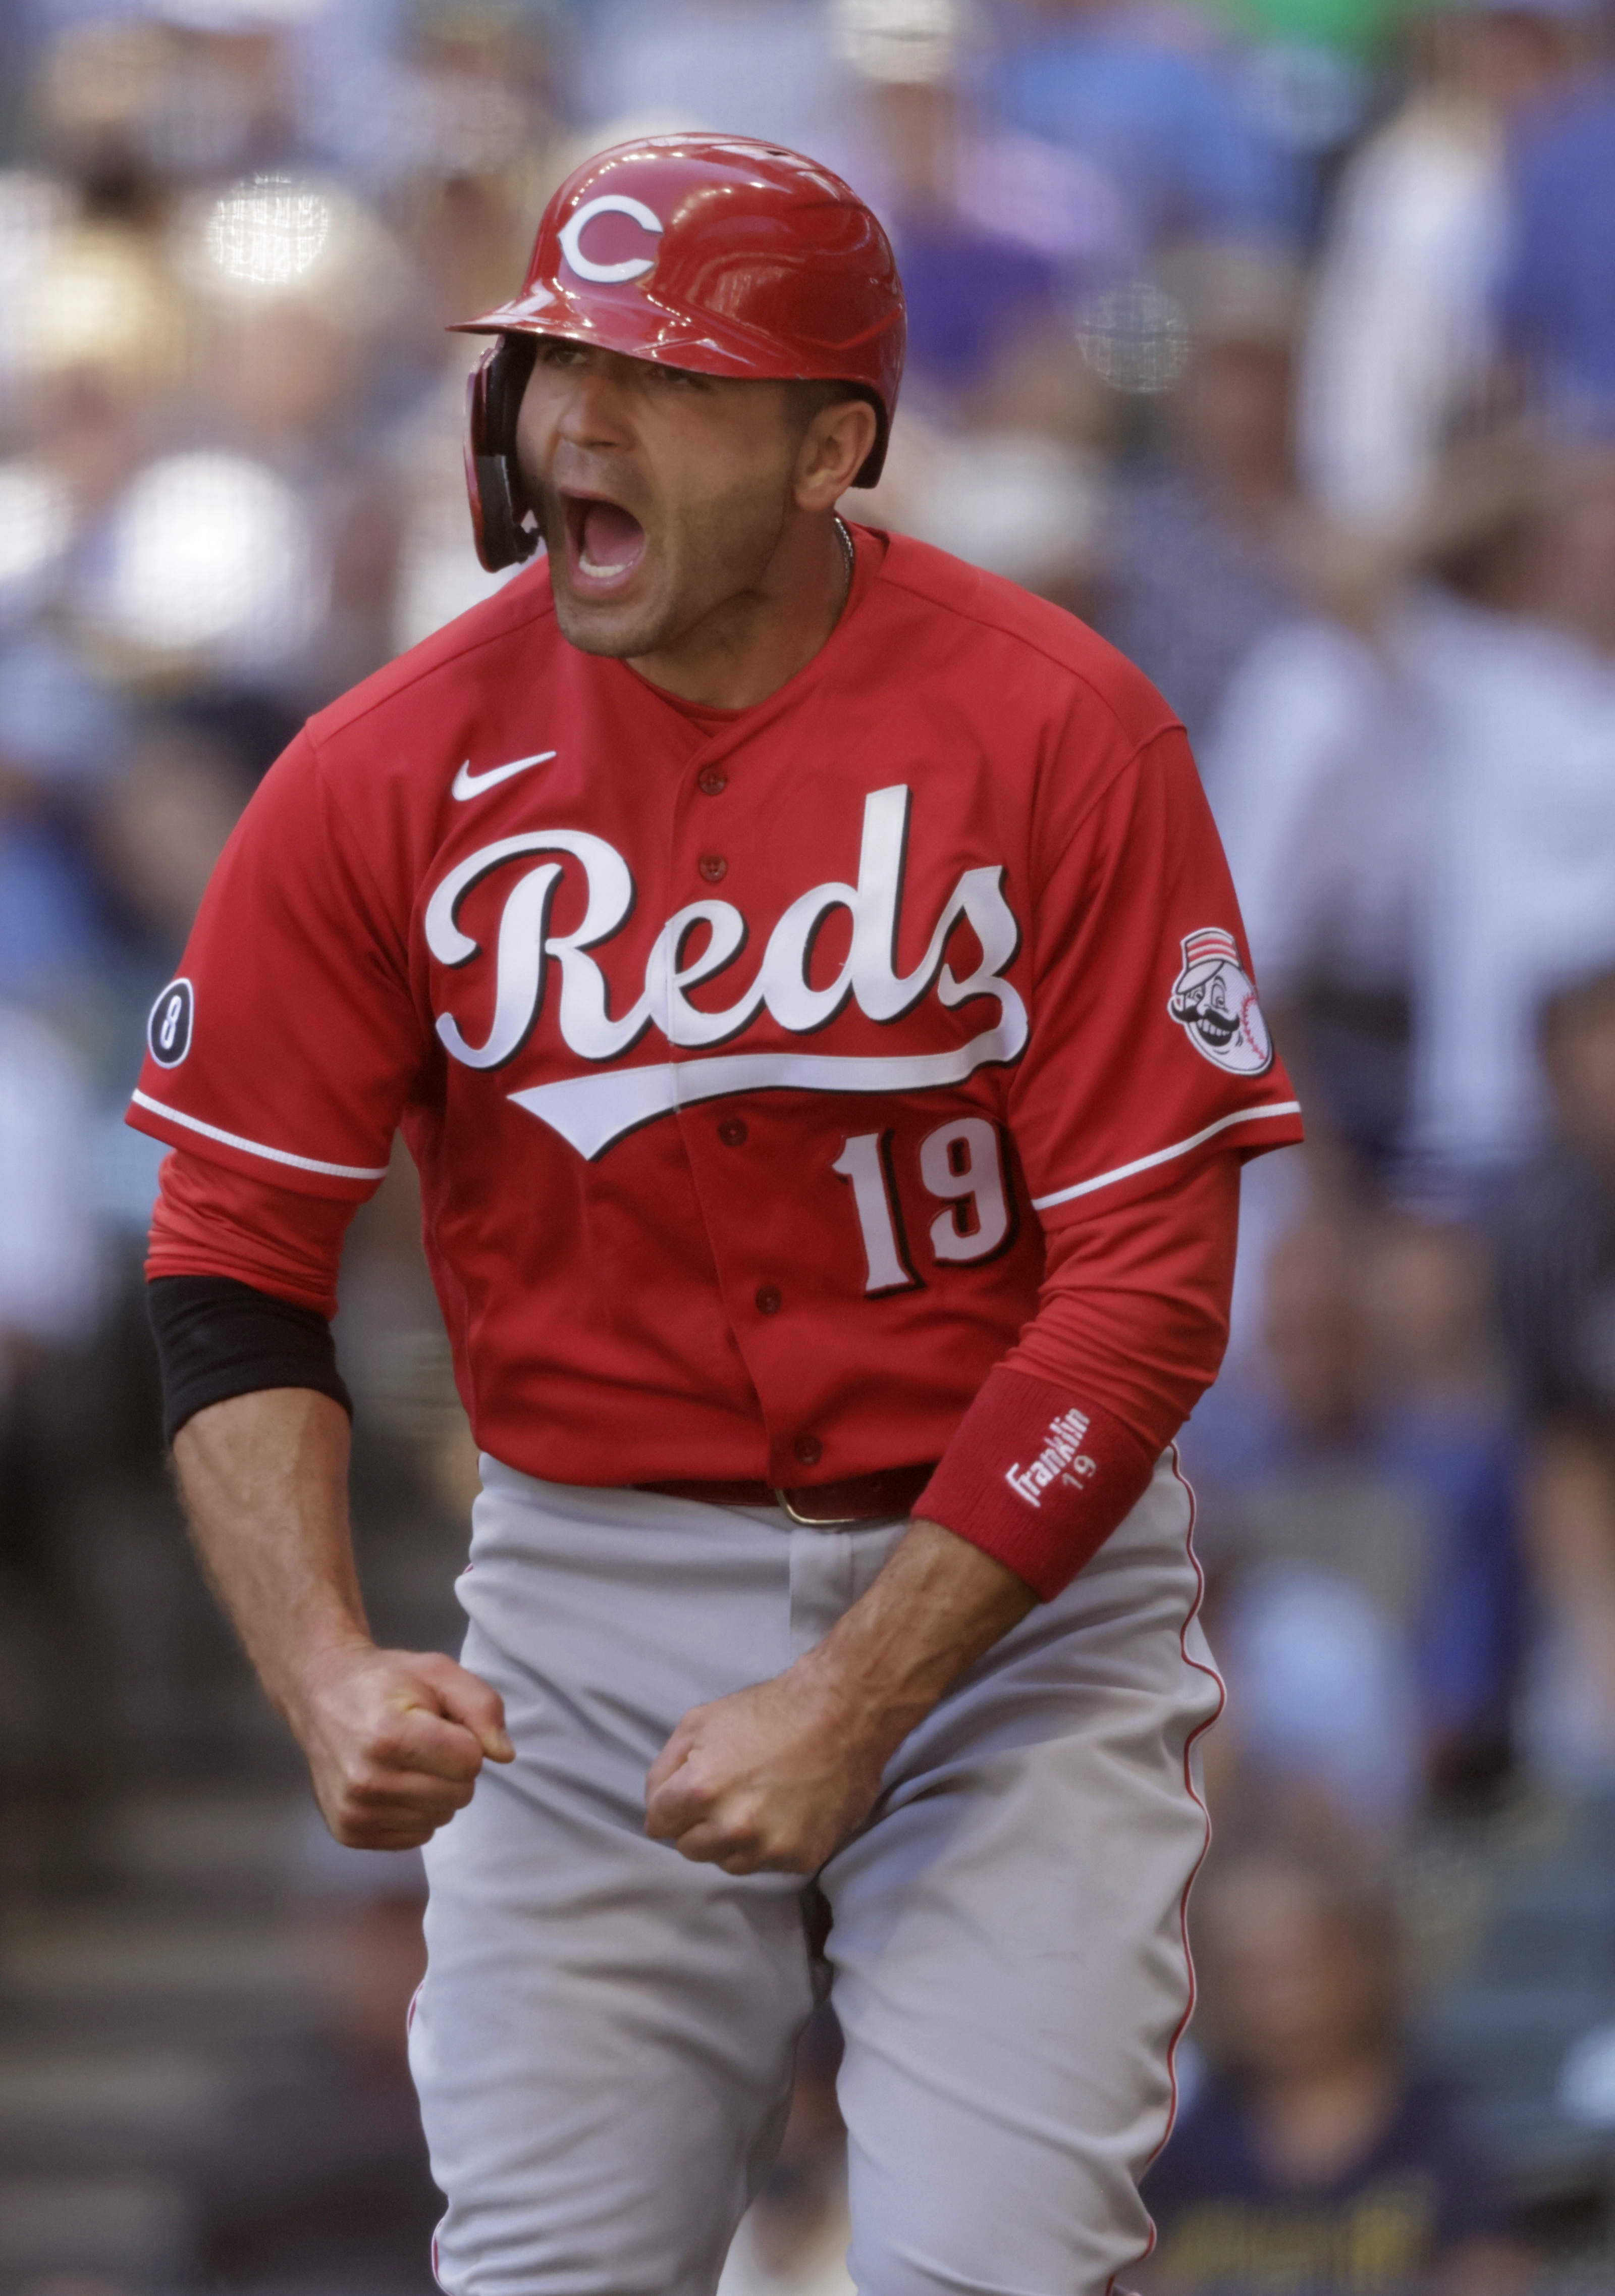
[{"x1": 131, "y1": 136, "x2": 1303, "y2": 2296}]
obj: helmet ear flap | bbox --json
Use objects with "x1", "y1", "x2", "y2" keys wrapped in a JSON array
[{"x1": 464, "y1": 337, "x2": 540, "y2": 572}]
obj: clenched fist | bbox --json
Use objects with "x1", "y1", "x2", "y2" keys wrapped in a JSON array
[
  {"x1": 642, "y1": 1519, "x2": 1036, "y2": 1876},
  {"x1": 644, "y1": 1664, "x2": 889, "y2": 1875},
  {"x1": 291, "y1": 1641, "x2": 514, "y2": 1850}
]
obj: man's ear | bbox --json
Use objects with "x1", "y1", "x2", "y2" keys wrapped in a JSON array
[{"x1": 794, "y1": 399, "x2": 881, "y2": 511}]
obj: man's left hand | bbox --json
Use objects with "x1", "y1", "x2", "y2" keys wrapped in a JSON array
[
  {"x1": 644, "y1": 1662, "x2": 889, "y2": 1875},
  {"x1": 644, "y1": 1518, "x2": 1034, "y2": 1875}
]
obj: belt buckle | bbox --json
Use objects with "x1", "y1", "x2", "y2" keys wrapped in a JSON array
[{"x1": 772, "y1": 1487, "x2": 865, "y2": 1529}]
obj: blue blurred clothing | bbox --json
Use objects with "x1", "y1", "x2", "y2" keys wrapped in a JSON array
[
  {"x1": 1388, "y1": 1406, "x2": 1523, "y2": 1745},
  {"x1": 1183, "y1": 1387, "x2": 1523, "y2": 1744},
  {"x1": 1220, "y1": 1559, "x2": 1421, "y2": 1828},
  {"x1": 1143, "y1": 2072, "x2": 1513, "y2": 2292},
  {"x1": 1096, "y1": 466, "x2": 1295, "y2": 746},
  {"x1": 987, "y1": 3, "x2": 1306, "y2": 253},
  {"x1": 888, "y1": 216, "x2": 1061, "y2": 392},
  {"x1": 0, "y1": 644, "x2": 125, "y2": 998},
  {"x1": 0, "y1": 643, "x2": 123, "y2": 786},
  {"x1": 0, "y1": 823, "x2": 110, "y2": 996},
  {"x1": 561, "y1": 0, "x2": 854, "y2": 180},
  {"x1": 1491, "y1": 1142, "x2": 1615, "y2": 1425},
  {"x1": 1498, "y1": 76, "x2": 1615, "y2": 436}
]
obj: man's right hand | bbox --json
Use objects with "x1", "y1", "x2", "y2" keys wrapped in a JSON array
[
  {"x1": 169, "y1": 1389, "x2": 514, "y2": 1851},
  {"x1": 290, "y1": 1642, "x2": 515, "y2": 1850}
]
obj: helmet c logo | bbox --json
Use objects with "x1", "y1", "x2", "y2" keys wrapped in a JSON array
[{"x1": 559, "y1": 194, "x2": 664, "y2": 284}]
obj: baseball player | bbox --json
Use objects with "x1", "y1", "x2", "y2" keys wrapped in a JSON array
[{"x1": 131, "y1": 137, "x2": 1302, "y2": 2296}]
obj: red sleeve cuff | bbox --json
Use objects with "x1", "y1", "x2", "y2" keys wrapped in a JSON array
[
  {"x1": 914, "y1": 1365, "x2": 1160, "y2": 1600},
  {"x1": 146, "y1": 1151, "x2": 354, "y2": 1319}
]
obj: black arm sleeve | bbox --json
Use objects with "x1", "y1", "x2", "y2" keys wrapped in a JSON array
[{"x1": 147, "y1": 1275, "x2": 353, "y2": 1446}]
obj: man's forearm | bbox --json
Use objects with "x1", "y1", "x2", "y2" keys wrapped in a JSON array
[
  {"x1": 171, "y1": 1386, "x2": 511, "y2": 1848},
  {"x1": 644, "y1": 1516, "x2": 1035, "y2": 1872},
  {"x1": 795, "y1": 1516, "x2": 1036, "y2": 1759},
  {"x1": 173, "y1": 1386, "x2": 367, "y2": 1730}
]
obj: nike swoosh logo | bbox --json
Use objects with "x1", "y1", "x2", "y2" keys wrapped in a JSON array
[{"x1": 452, "y1": 751, "x2": 556, "y2": 801}]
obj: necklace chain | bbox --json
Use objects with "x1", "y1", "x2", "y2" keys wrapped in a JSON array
[{"x1": 833, "y1": 514, "x2": 854, "y2": 611}]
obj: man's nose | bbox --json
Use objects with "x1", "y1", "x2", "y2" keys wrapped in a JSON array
[{"x1": 556, "y1": 356, "x2": 636, "y2": 452}]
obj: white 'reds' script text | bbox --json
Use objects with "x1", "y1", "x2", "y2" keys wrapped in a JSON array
[{"x1": 424, "y1": 786, "x2": 1028, "y2": 1158}]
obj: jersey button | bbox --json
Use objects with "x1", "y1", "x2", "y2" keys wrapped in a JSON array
[
  {"x1": 696, "y1": 766, "x2": 728, "y2": 795},
  {"x1": 792, "y1": 1434, "x2": 823, "y2": 1468},
  {"x1": 718, "y1": 1117, "x2": 748, "y2": 1146},
  {"x1": 755, "y1": 1284, "x2": 782, "y2": 1315},
  {"x1": 698, "y1": 854, "x2": 728, "y2": 882}
]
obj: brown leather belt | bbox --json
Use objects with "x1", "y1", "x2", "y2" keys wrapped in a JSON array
[{"x1": 639, "y1": 1460, "x2": 936, "y2": 1527}]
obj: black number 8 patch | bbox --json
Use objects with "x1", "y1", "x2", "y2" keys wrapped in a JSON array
[{"x1": 147, "y1": 978, "x2": 194, "y2": 1068}]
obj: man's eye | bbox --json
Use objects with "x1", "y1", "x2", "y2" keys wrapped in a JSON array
[
  {"x1": 537, "y1": 340, "x2": 586, "y2": 366},
  {"x1": 650, "y1": 365, "x2": 708, "y2": 389}
]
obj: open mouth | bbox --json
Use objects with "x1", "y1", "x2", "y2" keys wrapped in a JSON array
[{"x1": 562, "y1": 493, "x2": 648, "y2": 594}]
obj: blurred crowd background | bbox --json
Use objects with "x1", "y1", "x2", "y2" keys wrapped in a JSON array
[{"x1": 2, "y1": 0, "x2": 1615, "y2": 2288}]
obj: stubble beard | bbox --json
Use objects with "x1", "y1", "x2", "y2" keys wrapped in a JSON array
[
  {"x1": 548, "y1": 574, "x2": 685, "y2": 661},
  {"x1": 537, "y1": 473, "x2": 793, "y2": 664}
]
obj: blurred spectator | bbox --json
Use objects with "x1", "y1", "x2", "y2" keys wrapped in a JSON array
[
  {"x1": 1191, "y1": 1198, "x2": 1521, "y2": 1825},
  {"x1": 864, "y1": 418, "x2": 1107, "y2": 607},
  {"x1": 1095, "y1": 240, "x2": 1311, "y2": 744},
  {"x1": 0, "y1": 641, "x2": 126, "y2": 1006},
  {"x1": 853, "y1": 2, "x2": 1129, "y2": 287},
  {"x1": 565, "y1": 0, "x2": 855, "y2": 171},
  {"x1": 1215, "y1": 1554, "x2": 1425, "y2": 1833},
  {"x1": 78, "y1": 445, "x2": 329, "y2": 691},
  {"x1": 0, "y1": 1006, "x2": 100, "y2": 1363},
  {"x1": 95, "y1": 711, "x2": 251, "y2": 958},
  {"x1": 0, "y1": 168, "x2": 76, "y2": 419},
  {"x1": 985, "y1": 0, "x2": 1308, "y2": 260},
  {"x1": 1206, "y1": 430, "x2": 1615, "y2": 1183},
  {"x1": 381, "y1": 4, "x2": 559, "y2": 336},
  {"x1": 33, "y1": 13, "x2": 298, "y2": 194},
  {"x1": 1492, "y1": 965, "x2": 1615, "y2": 1787},
  {"x1": 190, "y1": 1817, "x2": 440, "y2": 2294},
  {"x1": 1297, "y1": 0, "x2": 1586, "y2": 536},
  {"x1": 1494, "y1": 968, "x2": 1615, "y2": 1434},
  {"x1": 303, "y1": 0, "x2": 556, "y2": 227},
  {"x1": 1497, "y1": 68, "x2": 1615, "y2": 437},
  {"x1": 3, "y1": 221, "x2": 183, "y2": 601},
  {"x1": 174, "y1": 173, "x2": 411, "y2": 449},
  {"x1": 1138, "y1": 1831, "x2": 1533, "y2": 2293},
  {"x1": 829, "y1": 0, "x2": 1119, "y2": 595},
  {"x1": 150, "y1": 171, "x2": 416, "y2": 698},
  {"x1": 0, "y1": 1000, "x2": 104, "y2": 1783},
  {"x1": 831, "y1": 0, "x2": 1131, "y2": 438},
  {"x1": 863, "y1": 71, "x2": 1076, "y2": 419},
  {"x1": 1403, "y1": 438, "x2": 1615, "y2": 1186},
  {"x1": 1197, "y1": 594, "x2": 1418, "y2": 1166},
  {"x1": 388, "y1": 353, "x2": 531, "y2": 652}
]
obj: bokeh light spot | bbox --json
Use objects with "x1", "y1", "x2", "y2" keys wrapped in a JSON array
[
  {"x1": 1074, "y1": 280, "x2": 1191, "y2": 395},
  {"x1": 205, "y1": 178, "x2": 332, "y2": 289}
]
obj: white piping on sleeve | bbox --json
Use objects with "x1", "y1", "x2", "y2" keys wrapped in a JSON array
[
  {"x1": 1030, "y1": 1101, "x2": 1303, "y2": 1212},
  {"x1": 129, "y1": 1090, "x2": 390, "y2": 1182}
]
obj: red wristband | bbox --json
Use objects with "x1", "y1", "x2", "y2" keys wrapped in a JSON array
[{"x1": 914, "y1": 1366, "x2": 1161, "y2": 1600}]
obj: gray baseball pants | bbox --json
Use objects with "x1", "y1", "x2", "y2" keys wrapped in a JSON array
[{"x1": 409, "y1": 1453, "x2": 1221, "y2": 2296}]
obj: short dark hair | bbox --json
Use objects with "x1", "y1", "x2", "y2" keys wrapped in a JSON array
[
  {"x1": 784, "y1": 377, "x2": 884, "y2": 439},
  {"x1": 780, "y1": 379, "x2": 872, "y2": 425}
]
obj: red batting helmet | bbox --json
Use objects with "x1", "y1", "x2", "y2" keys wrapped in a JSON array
[{"x1": 450, "y1": 133, "x2": 906, "y2": 571}]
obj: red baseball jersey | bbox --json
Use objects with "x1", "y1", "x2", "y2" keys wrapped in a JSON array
[{"x1": 127, "y1": 527, "x2": 1301, "y2": 1490}]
